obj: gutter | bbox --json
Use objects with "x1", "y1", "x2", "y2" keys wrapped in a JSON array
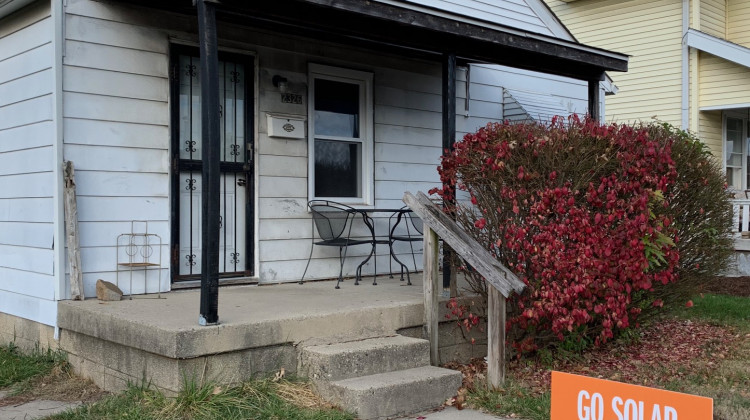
[
  {"x1": 681, "y1": 0, "x2": 689, "y2": 129},
  {"x1": 52, "y1": 0, "x2": 65, "y2": 336}
]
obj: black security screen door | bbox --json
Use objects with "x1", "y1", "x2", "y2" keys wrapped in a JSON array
[{"x1": 169, "y1": 46, "x2": 255, "y2": 282}]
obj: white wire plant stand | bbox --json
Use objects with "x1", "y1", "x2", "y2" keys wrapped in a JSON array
[{"x1": 116, "y1": 220, "x2": 163, "y2": 299}]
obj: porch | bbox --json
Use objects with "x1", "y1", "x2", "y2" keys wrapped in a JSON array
[
  {"x1": 732, "y1": 198, "x2": 750, "y2": 245},
  {"x1": 728, "y1": 199, "x2": 750, "y2": 276},
  {"x1": 56, "y1": 274, "x2": 485, "y2": 395}
]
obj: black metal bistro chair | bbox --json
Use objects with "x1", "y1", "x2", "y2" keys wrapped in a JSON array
[
  {"x1": 300, "y1": 200, "x2": 380, "y2": 289},
  {"x1": 388, "y1": 207, "x2": 423, "y2": 285}
]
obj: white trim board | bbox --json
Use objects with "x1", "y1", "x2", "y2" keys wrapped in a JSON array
[
  {"x1": 685, "y1": 29, "x2": 750, "y2": 69},
  {"x1": 700, "y1": 103, "x2": 750, "y2": 112}
]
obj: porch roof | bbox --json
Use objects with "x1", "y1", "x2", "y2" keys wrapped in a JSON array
[{"x1": 117, "y1": 0, "x2": 628, "y2": 81}]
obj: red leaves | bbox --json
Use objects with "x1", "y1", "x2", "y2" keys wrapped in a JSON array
[
  {"x1": 445, "y1": 298, "x2": 482, "y2": 335},
  {"x1": 434, "y1": 118, "x2": 680, "y2": 353}
]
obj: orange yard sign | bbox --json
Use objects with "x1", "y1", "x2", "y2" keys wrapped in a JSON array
[{"x1": 551, "y1": 371, "x2": 713, "y2": 420}]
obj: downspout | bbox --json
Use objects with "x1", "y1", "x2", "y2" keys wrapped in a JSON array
[
  {"x1": 52, "y1": 0, "x2": 66, "y2": 339},
  {"x1": 681, "y1": 0, "x2": 690, "y2": 129}
]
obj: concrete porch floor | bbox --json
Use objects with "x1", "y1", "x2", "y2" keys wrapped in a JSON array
[{"x1": 57, "y1": 274, "x2": 486, "y2": 393}]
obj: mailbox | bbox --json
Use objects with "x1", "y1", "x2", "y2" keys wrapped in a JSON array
[{"x1": 267, "y1": 113, "x2": 305, "y2": 139}]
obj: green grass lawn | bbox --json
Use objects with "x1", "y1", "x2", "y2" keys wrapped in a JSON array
[
  {"x1": 671, "y1": 293, "x2": 750, "y2": 329},
  {"x1": 0, "y1": 343, "x2": 65, "y2": 392},
  {"x1": 468, "y1": 293, "x2": 750, "y2": 420},
  {"x1": 1, "y1": 343, "x2": 353, "y2": 420},
  {"x1": 49, "y1": 378, "x2": 354, "y2": 420}
]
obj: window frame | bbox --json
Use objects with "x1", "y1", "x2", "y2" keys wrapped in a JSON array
[
  {"x1": 308, "y1": 63, "x2": 374, "y2": 205},
  {"x1": 723, "y1": 111, "x2": 750, "y2": 191}
]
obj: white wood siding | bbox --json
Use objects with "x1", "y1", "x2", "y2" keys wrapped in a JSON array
[
  {"x1": 63, "y1": 1, "x2": 172, "y2": 297},
  {"x1": 0, "y1": 0, "x2": 56, "y2": 325},
  {"x1": 374, "y1": 0, "x2": 557, "y2": 37},
  {"x1": 488, "y1": 63, "x2": 588, "y2": 122},
  {"x1": 727, "y1": 0, "x2": 750, "y2": 48},
  {"x1": 60, "y1": 0, "x2": 593, "y2": 286},
  {"x1": 701, "y1": 0, "x2": 726, "y2": 39},
  {"x1": 545, "y1": 0, "x2": 684, "y2": 126}
]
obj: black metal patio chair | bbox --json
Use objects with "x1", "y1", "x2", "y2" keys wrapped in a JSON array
[
  {"x1": 388, "y1": 207, "x2": 423, "y2": 285},
  {"x1": 300, "y1": 200, "x2": 379, "y2": 289}
]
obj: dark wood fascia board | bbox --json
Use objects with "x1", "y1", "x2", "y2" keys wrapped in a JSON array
[
  {"x1": 115, "y1": 0, "x2": 628, "y2": 79},
  {"x1": 296, "y1": 0, "x2": 628, "y2": 71}
]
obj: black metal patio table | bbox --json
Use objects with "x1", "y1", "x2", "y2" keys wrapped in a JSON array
[{"x1": 351, "y1": 207, "x2": 415, "y2": 286}]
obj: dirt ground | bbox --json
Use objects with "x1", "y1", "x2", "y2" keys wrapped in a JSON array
[
  {"x1": 0, "y1": 364, "x2": 106, "y2": 408},
  {"x1": 701, "y1": 276, "x2": 750, "y2": 297}
]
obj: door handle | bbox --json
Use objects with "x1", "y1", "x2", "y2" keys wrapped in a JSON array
[{"x1": 237, "y1": 178, "x2": 247, "y2": 187}]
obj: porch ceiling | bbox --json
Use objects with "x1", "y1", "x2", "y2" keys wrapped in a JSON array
[{"x1": 117, "y1": 0, "x2": 628, "y2": 81}]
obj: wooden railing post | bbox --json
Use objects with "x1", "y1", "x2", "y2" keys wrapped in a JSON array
[
  {"x1": 487, "y1": 285, "x2": 506, "y2": 388},
  {"x1": 423, "y1": 225, "x2": 440, "y2": 366},
  {"x1": 404, "y1": 191, "x2": 525, "y2": 385}
]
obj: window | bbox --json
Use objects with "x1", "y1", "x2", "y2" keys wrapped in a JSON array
[
  {"x1": 725, "y1": 114, "x2": 750, "y2": 190},
  {"x1": 308, "y1": 64, "x2": 373, "y2": 204}
]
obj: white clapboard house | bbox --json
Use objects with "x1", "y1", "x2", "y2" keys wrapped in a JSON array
[{"x1": 0, "y1": 0, "x2": 627, "y2": 339}]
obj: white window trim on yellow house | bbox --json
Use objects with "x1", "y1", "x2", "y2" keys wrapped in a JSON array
[
  {"x1": 687, "y1": 29, "x2": 750, "y2": 194},
  {"x1": 723, "y1": 111, "x2": 750, "y2": 192}
]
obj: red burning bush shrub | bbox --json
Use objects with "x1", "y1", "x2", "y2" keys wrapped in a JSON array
[{"x1": 433, "y1": 117, "x2": 683, "y2": 352}]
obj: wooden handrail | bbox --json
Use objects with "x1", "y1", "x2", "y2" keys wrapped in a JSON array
[{"x1": 403, "y1": 191, "x2": 525, "y2": 387}]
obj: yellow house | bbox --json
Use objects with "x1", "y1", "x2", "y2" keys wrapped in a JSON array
[
  {"x1": 546, "y1": 0, "x2": 750, "y2": 262},
  {"x1": 545, "y1": 0, "x2": 750, "y2": 189}
]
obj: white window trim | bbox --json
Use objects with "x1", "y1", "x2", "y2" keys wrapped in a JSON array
[
  {"x1": 308, "y1": 63, "x2": 374, "y2": 206},
  {"x1": 723, "y1": 111, "x2": 749, "y2": 191}
]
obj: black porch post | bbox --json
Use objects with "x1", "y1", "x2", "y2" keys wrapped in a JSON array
[
  {"x1": 588, "y1": 73, "x2": 605, "y2": 122},
  {"x1": 197, "y1": 0, "x2": 220, "y2": 325},
  {"x1": 442, "y1": 53, "x2": 456, "y2": 291}
]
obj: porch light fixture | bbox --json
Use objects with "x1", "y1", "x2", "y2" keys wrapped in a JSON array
[{"x1": 272, "y1": 75, "x2": 289, "y2": 93}]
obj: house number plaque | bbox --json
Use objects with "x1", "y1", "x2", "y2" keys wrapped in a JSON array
[{"x1": 280, "y1": 93, "x2": 303, "y2": 104}]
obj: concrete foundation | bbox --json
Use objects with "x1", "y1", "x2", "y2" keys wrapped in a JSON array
[
  {"x1": 60, "y1": 329, "x2": 296, "y2": 394},
  {"x1": 725, "y1": 248, "x2": 750, "y2": 277},
  {"x1": 52, "y1": 276, "x2": 485, "y2": 394},
  {"x1": 0, "y1": 312, "x2": 58, "y2": 352}
]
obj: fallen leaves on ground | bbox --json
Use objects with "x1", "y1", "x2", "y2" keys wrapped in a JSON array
[{"x1": 446, "y1": 319, "x2": 745, "y2": 397}]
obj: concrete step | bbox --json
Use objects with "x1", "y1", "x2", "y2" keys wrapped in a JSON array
[
  {"x1": 299, "y1": 335, "x2": 430, "y2": 381},
  {"x1": 321, "y1": 366, "x2": 462, "y2": 420}
]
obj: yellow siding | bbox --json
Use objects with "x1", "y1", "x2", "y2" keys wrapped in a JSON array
[
  {"x1": 727, "y1": 0, "x2": 750, "y2": 47},
  {"x1": 545, "y1": 0, "x2": 684, "y2": 126},
  {"x1": 699, "y1": 110, "x2": 723, "y2": 162},
  {"x1": 699, "y1": 51, "x2": 750, "y2": 108},
  {"x1": 700, "y1": 0, "x2": 726, "y2": 39}
]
